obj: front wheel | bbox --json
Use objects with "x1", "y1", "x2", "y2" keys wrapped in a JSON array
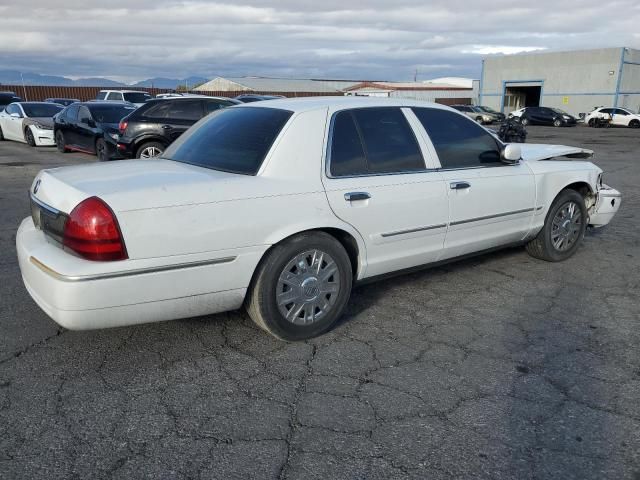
[
  {"x1": 588, "y1": 118, "x2": 596, "y2": 127},
  {"x1": 55, "y1": 130, "x2": 68, "y2": 153},
  {"x1": 526, "y1": 190, "x2": 587, "y2": 262},
  {"x1": 0, "y1": 125, "x2": 4, "y2": 141},
  {"x1": 25, "y1": 127, "x2": 36, "y2": 146},
  {"x1": 475, "y1": 116, "x2": 484, "y2": 124},
  {"x1": 521, "y1": 117, "x2": 529, "y2": 126},
  {"x1": 553, "y1": 118, "x2": 562, "y2": 127},
  {"x1": 629, "y1": 119, "x2": 640, "y2": 129},
  {"x1": 245, "y1": 232, "x2": 353, "y2": 341}
]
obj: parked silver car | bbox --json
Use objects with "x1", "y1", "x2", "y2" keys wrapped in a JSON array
[{"x1": 450, "y1": 105, "x2": 494, "y2": 124}]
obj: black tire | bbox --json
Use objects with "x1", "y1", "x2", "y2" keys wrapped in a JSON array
[
  {"x1": 245, "y1": 231, "x2": 353, "y2": 341},
  {"x1": 136, "y1": 141, "x2": 165, "y2": 159},
  {"x1": 553, "y1": 118, "x2": 562, "y2": 127},
  {"x1": 25, "y1": 127, "x2": 36, "y2": 146},
  {"x1": 521, "y1": 117, "x2": 529, "y2": 126},
  {"x1": 96, "y1": 138, "x2": 109, "y2": 161},
  {"x1": 475, "y1": 116, "x2": 483, "y2": 124},
  {"x1": 526, "y1": 189, "x2": 587, "y2": 262},
  {"x1": 0, "y1": 125, "x2": 4, "y2": 141},
  {"x1": 55, "y1": 130, "x2": 68, "y2": 153},
  {"x1": 629, "y1": 119, "x2": 640, "y2": 129},
  {"x1": 588, "y1": 118, "x2": 596, "y2": 127}
]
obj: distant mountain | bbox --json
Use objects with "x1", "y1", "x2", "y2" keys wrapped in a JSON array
[
  {"x1": 0, "y1": 70, "x2": 126, "y2": 87},
  {"x1": 132, "y1": 76, "x2": 208, "y2": 89}
]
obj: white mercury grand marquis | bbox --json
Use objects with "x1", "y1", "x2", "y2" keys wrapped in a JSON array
[{"x1": 17, "y1": 97, "x2": 621, "y2": 340}]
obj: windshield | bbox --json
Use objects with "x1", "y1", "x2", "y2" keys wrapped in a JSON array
[
  {"x1": 123, "y1": 92, "x2": 152, "y2": 103},
  {"x1": 478, "y1": 106, "x2": 497, "y2": 113},
  {"x1": 163, "y1": 107, "x2": 292, "y2": 175},
  {"x1": 89, "y1": 105, "x2": 137, "y2": 123},
  {"x1": 21, "y1": 103, "x2": 63, "y2": 118}
]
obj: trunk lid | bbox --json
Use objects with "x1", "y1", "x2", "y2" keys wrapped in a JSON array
[{"x1": 30, "y1": 159, "x2": 254, "y2": 214}]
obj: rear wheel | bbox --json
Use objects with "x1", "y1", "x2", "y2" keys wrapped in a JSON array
[
  {"x1": 136, "y1": 141, "x2": 164, "y2": 159},
  {"x1": 96, "y1": 139, "x2": 109, "y2": 161},
  {"x1": 246, "y1": 232, "x2": 353, "y2": 341},
  {"x1": 55, "y1": 130, "x2": 68, "y2": 153},
  {"x1": 25, "y1": 127, "x2": 36, "y2": 146},
  {"x1": 526, "y1": 189, "x2": 587, "y2": 262}
]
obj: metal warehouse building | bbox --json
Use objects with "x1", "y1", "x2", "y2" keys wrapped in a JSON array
[{"x1": 479, "y1": 47, "x2": 640, "y2": 116}]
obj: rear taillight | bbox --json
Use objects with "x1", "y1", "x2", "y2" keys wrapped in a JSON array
[
  {"x1": 118, "y1": 120, "x2": 128, "y2": 135},
  {"x1": 62, "y1": 197, "x2": 127, "y2": 261}
]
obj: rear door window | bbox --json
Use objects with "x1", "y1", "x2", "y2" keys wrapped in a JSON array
[
  {"x1": 106, "y1": 92, "x2": 123, "y2": 101},
  {"x1": 166, "y1": 100, "x2": 204, "y2": 121},
  {"x1": 96, "y1": 92, "x2": 107, "y2": 100},
  {"x1": 329, "y1": 108, "x2": 424, "y2": 177}
]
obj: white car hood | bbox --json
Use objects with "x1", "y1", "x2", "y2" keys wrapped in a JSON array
[{"x1": 518, "y1": 143, "x2": 593, "y2": 162}]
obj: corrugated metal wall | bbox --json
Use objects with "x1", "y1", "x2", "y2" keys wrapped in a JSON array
[{"x1": 0, "y1": 85, "x2": 342, "y2": 102}]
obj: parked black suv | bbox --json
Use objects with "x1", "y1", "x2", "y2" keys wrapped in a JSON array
[
  {"x1": 54, "y1": 101, "x2": 137, "y2": 161},
  {"x1": 0, "y1": 91, "x2": 23, "y2": 109},
  {"x1": 116, "y1": 96, "x2": 239, "y2": 158}
]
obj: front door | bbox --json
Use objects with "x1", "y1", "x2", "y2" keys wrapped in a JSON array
[
  {"x1": 412, "y1": 107, "x2": 536, "y2": 259},
  {"x1": 322, "y1": 107, "x2": 449, "y2": 278}
]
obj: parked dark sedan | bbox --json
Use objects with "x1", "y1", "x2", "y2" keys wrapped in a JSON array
[
  {"x1": 0, "y1": 91, "x2": 22, "y2": 109},
  {"x1": 54, "y1": 101, "x2": 137, "y2": 161},
  {"x1": 515, "y1": 106, "x2": 577, "y2": 127},
  {"x1": 45, "y1": 97, "x2": 81, "y2": 106},
  {"x1": 116, "y1": 96, "x2": 238, "y2": 158},
  {"x1": 234, "y1": 94, "x2": 285, "y2": 103},
  {"x1": 476, "y1": 105, "x2": 506, "y2": 122}
]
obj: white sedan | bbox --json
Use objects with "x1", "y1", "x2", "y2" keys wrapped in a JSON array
[
  {"x1": 17, "y1": 98, "x2": 621, "y2": 340},
  {"x1": 584, "y1": 107, "x2": 640, "y2": 128},
  {"x1": 0, "y1": 102, "x2": 63, "y2": 146}
]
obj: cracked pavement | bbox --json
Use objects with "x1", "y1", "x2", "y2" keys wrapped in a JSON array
[{"x1": 1, "y1": 125, "x2": 639, "y2": 479}]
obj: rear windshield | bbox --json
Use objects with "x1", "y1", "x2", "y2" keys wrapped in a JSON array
[
  {"x1": 89, "y1": 105, "x2": 137, "y2": 123},
  {"x1": 123, "y1": 92, "x2": 152, "y2": 103},
  {"x1": 22, "y1": 103, "x2": 63, "y2": 117},
  {"x1": 163, "y1": 107, "x2": 292, "y2": 175}
]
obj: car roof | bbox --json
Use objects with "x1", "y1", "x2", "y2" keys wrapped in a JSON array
[
  {"x1": 150, "y1": 95, "x2": 234, "y2": 101},
  {"x1": 83, "y1": 101, "x2": 136, "y2": 106},
  {"x1": 236, "y1": 96, "x2": 456, "y2": 114},
  {"x1": 98, "y1": 90, "x2": 151, "y2": 93}
]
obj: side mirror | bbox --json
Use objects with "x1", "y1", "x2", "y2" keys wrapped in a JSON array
[{"x1": 501, "y1": 144, "x2": 521, "y2": 164}]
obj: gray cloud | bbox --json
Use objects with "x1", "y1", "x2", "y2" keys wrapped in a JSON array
[{"x1": 0, "y1": 0, "x2": 638, "y2": 83}]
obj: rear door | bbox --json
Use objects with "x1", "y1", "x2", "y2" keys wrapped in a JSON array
[
  {"x1": 322, "y1": 107, "x2": 449, "y2": 278},
  {"x1": 412, "y1": 107, "x2": 536, "y2": 259},
  {"x1": 76, "y1": 105, "x2": 97, "y2": 152},
  {"x1": 161, "y1": 100, "x2": 204, "y2": 141},
  {"x1": 59, "y1": 104, "x2": 80, "y2": 146}
]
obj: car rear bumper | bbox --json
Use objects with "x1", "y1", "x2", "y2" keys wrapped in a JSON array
[
  {"x1": 115, "y1": 139, "x2": 136, "y2": 158},
  {"x1": 589, "y1": 185, "x2": 621, "y2": 227},
  {"x1": 16, "y1": 217, "x2": 255, "y2": 330}
]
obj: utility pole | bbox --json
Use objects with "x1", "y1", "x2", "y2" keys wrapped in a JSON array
[
  {"x1": 20, "y1": 72, "x2": 28, "y2": 100},
  {"x1": 413, "y1": 68, "x2": 418, "y2": 82}
]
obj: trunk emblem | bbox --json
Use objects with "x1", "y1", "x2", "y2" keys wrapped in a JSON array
[{"x1": 33, "y1": 179, "x2": 41, "y2": 194}]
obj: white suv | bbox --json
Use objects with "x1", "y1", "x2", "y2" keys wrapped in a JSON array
[
  {"x1": 584, "y1": 107, "x2": 640, "y2": 128},
  {"x1": 96, "y1": 90, "x2": 152, "y2": 107}
]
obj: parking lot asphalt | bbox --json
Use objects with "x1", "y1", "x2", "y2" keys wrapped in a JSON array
[{"x1": 0, "y1": 125, "x2": 639, "y2": 479}]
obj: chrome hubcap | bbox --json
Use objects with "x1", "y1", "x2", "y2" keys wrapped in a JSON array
[
  {"x1": 551, "y1": 201, "x2": 582, "y2": 251},
  {"x1": 276, "y1": 249, "x2": 340, "y2": 325},
  {"x1": 140, "y1": 146, "x2": 162, "y2": 158}
]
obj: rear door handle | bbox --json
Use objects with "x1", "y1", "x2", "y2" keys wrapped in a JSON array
[
  {"x1": 450, "y1": 181, "x2": 471, "y2": 190},
  {"x1": 344, "y1": 192, "x2": 371, "y2": 201}
]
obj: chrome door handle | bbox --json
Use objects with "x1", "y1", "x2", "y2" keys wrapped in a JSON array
[
  {"x1": 161, "y1": 124, "x2": 172, "y2": 129},
  {"x1": 450, "y1": 181, "x2": 471, "y2": 190},
  {"x1": 344, "y1": 192, "x2": 371, "y2": 201}
]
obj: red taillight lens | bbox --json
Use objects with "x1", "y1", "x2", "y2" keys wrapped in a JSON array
[
  {"x1": 118, "y1": 120, "x2": 128, "y2": 135},
  {"x1": 63, "y1": 197, "x2": 127, "y2": 261}
]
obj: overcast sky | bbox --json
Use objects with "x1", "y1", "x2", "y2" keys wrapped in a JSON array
[{"x1": 0, "y1": 0, "x2": 638, "y2": 83}]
